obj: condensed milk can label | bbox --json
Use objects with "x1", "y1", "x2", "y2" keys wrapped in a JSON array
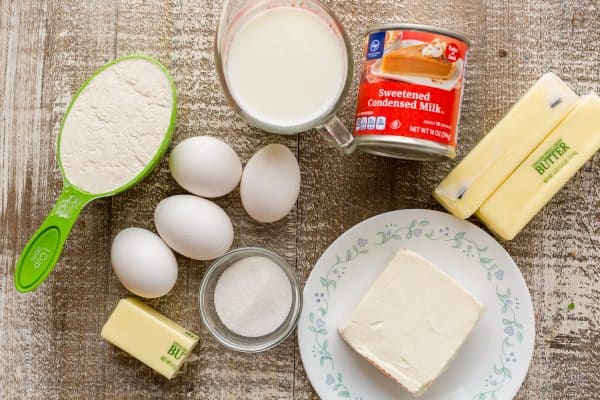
[{"x1": 354, "y1": 25, "x2": 470, "y2": 160}]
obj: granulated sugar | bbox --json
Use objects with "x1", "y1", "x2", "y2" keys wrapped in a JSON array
[
  {"x1": 214, "y1": 256, "x2": 292, "y2": 337},
  {"x1": 60, "y1": 58, "x2": 173, "y2": 194}
]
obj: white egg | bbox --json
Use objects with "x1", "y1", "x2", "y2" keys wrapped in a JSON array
[
  {"x1": 169, "y1": 136, "x2": 242, "y2": 198},
  {"x1": 154, "y1": 195, "x2": 234, "y2": 260},
  {"x1": 240, "y1": 144, "x2": 300, "y2": 223},
  {"x1": 111, "y1": 227, "x2": 178, "y2": 298}
]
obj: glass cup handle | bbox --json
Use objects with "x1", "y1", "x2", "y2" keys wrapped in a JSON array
[{"x1": 317, "y1": 115, "x2": 356, "y2": 155}]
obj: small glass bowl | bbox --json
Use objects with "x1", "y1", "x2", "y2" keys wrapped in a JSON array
[{"x1": 199, "y1": 247, "x2": 302, "y2": 353}]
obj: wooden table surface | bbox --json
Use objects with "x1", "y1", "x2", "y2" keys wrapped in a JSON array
[{"x1": 1, "y1": 0, "x2": 598, "y2": 399}]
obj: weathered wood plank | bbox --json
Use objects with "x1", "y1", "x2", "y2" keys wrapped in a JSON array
[{"x1": 0, "y1": 1, "x2": 55, "y2": 399}]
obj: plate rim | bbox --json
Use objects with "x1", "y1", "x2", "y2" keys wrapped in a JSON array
[{"x1": 298, "y1": 209, "x2": 535, "y2": 400}]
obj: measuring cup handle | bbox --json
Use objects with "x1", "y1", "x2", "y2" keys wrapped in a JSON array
[
  {"x1": 14, "y1": 185, "x2": 92, "y2": 292},
  {"x1": 317, "y1": 115, "x2": 356, "y2": 154}
]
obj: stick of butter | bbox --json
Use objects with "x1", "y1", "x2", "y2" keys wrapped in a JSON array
[
  {"x1": 101, "y1": 298, "x2": 199, "y2": 379},
  {"x1": 434, "y1": 73, "x2": 578, "y2": 219},
  {"x1": 477, "y1": 92, "x2": 600, "y2": 240}
]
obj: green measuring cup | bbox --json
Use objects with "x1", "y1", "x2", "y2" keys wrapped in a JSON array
[{"x1": 14, "y1": 55, "x2": 177, "y2": 293}]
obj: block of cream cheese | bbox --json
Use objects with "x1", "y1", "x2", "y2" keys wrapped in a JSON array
[
  {"x1": 339, "y1": 249, "x2": 484, "y2": 395},
  {"x1": 477, "y1": 92, "x2": 600, "y2": 241},
  {"x1": 434, "y1": 73, "x2": 578, "y2": 219},
  {"x1": 101, "y1": 298, "x2": 199, "y2": 379}
]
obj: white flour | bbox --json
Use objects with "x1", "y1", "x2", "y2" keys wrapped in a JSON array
[
  {"x1": 214, "y1": 256, "x2": 292, "y2": 337},
  {"x1": 60, "y1": 58, "x2": 173, "y2": 194}
]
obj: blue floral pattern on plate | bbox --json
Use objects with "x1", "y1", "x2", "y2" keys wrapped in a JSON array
[{"x1": 303, "y1": 214, "x2": 530, "y2": 400}]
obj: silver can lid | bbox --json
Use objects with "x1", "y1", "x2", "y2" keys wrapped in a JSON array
[
  {"x1": 366, "y1": 23, "x2": 470, "y2": 47},
  {"x1": 355, "y1": 135, "x2": 456, "y2": 161}
]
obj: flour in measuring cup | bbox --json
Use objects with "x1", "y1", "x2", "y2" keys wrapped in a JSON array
[{"x1": 59, "y1": 58, "x2": 173, "y2": 194}]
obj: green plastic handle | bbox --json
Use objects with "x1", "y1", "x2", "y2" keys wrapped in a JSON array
[{"x1": 14, "y1": 184, "x2": 94, "y2": 292}]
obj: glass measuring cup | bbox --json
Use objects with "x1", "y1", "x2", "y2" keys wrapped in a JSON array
[
  {"x1": 14, "y1": 55, "x2": 177, "y2": 292},
  {"x1": 215, "y1": 0, "x2": 356, "y2": 154}
]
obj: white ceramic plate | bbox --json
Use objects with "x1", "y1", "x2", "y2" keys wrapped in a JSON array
[
  {"x1": 298, "y1": 210, "x2": 534, "y2": 400},
  {"x1": 371, "y1": 40, "x2": 463, "y2": 91}
]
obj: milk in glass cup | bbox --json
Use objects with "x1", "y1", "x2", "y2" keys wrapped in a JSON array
[{"x1": 215, "y1": 0, "x2": 355, "y2": 153}]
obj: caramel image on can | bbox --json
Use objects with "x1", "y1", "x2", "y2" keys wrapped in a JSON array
[{"x1": 354, "y1": 24, "x2": 470, "y2": 160}]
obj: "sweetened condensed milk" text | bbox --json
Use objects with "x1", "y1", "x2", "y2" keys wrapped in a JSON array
[{"x1": 368, "y1": 89, "x2": 443, "y2": 114}]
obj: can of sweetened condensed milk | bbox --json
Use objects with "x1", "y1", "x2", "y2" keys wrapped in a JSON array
[{"x1": 354, "y1": 24, "x2": 470, "y2": 160}]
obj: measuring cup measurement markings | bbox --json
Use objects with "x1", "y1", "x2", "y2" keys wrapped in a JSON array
[
  {"x1": 14, "y1": 55, "x2": 177, "y2": 293},
  {"x1": 215, "y1": 0, "x2": 356, "y2": 153}
]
